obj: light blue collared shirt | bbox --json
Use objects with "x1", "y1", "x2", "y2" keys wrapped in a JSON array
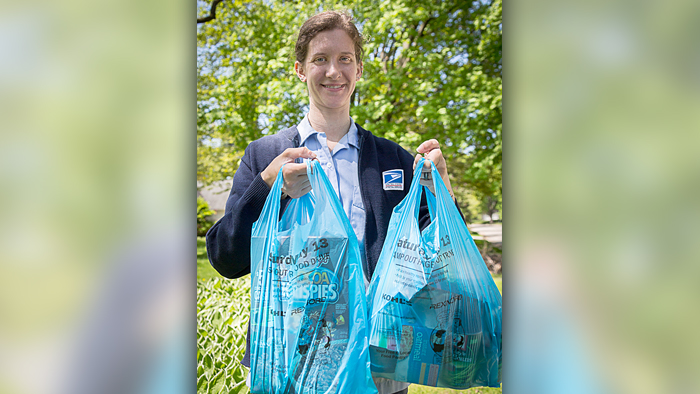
[{"x1": 297, "y1": 115, "x2": 368, "y2": 285}]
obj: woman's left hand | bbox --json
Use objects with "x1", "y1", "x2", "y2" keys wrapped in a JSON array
[{"x1": 413, "y1": 139, "x2": 456, "y2": 201}]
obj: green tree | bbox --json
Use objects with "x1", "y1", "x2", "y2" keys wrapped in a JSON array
[
  {"x1": 352, "y1": 0, "x2": 502, "y2": 221},
  {"x1": 197, "y1": 0, "x2": 501, "y2": 221},
  {"x1": 197, "y1": 0, "x2": 321, "y2": 184}
]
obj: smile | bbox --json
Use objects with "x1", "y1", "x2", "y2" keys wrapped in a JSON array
[{"x1": 321, "y1": 84, "x2": 345, "y2": 90}]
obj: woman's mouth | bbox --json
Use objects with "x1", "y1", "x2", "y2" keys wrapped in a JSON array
[{"x1": 321, "y1": 84, "x2": 345, "y2": 90}]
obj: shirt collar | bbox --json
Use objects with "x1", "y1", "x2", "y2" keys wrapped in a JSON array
[{"x1": 297, "y1": 115, "x2": 359, "y2": 149}]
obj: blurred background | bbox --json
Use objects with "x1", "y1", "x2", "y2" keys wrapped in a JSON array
[
  {"x1": 510, "y1": 0, "x2": 700, "y2": 393},
  {"x1": 1, "y1": 0, "x2": 699, "y2": 393}
]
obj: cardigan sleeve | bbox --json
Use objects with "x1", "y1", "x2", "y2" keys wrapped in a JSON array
[{"x1": 205, "y1": 145, "x2": 272, "y2": 279}]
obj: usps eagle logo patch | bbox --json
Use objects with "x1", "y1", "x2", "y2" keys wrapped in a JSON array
[{"x1": 382, "y1": 169, "x2": 404, "y2": 190}]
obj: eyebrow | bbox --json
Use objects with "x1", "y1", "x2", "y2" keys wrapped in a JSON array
[{"x1": 310, "y1": 51, "x2": 355, "y2": 57}]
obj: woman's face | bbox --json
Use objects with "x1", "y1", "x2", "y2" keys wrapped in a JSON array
[{"x1": 295, "y1": 29, "x2": 362, "y2": 114}]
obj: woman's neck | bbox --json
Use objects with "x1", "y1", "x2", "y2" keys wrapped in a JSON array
[{"x1": 307, "y1": 105, "x2": 352, "y2": 143}]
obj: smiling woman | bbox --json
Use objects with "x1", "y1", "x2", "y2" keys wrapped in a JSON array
[
  {"x1": 295, "y1": 29, "x2": 362, "y2": 122},
  {"x1": 292, "y1": 12, "x2": 365, "y2": 150},
  {"x1": 294, "y1": 28, "x2": 363, "y2": 151},
  {"x1": 205, "y1": 9, "x2": 464, "y2": 394}
]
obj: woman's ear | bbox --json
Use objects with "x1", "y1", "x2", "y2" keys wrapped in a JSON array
[
  {"x1": 294, "y1": 61, "x2": 306, "y2": 82},
  {"x1": 356, "y1": 61, "x2": 363, "y2": 81}
]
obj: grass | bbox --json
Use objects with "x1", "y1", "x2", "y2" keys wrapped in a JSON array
[
  {"x1": 492, "y1": 273, "x2": 502, "y2": 294},
  {"x1": 408, "y1": 385, "x2": 502, "y2": 394},
  {"x1": 197, "y1": 237, "x2": 502, "y2": 394},
  {"x1": 197, "y1": 237, "x2": 220, "y2": 281}
]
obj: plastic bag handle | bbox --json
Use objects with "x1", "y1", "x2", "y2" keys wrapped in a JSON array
[
  {"x1": 304, "y1": 160, "x2": 359, "y2": 243},
  {"x1": 424, "y1": 182, "x2": 437, "y2": 221},
  {"x1": 254, "y1": 163, "x2": 287, "y2": 240},
  {"x1": 409, "y1": 158, "x2": 439, "y2": 219},
  {"x1": 418, "y1": 158, "x2": 501, "y2": 310}
]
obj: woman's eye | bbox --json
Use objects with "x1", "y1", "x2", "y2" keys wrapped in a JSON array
[{"x1": 314, "y1": 57, "x2": 326, "y2": 63}]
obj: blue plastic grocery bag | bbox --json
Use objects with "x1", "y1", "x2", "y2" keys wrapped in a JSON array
[
  {"x1": 367, "y1": 158, "x2": 502, "y2": 389},
  {"x1": 248, "y1": 160, "x2": 378, "y2": 394}
]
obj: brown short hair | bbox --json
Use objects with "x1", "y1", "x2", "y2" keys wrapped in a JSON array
[{"x1": 295, "y1": 10, "x2": 364, "y2": 65}]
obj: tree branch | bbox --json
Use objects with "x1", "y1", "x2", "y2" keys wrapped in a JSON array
[
  {"x1": 397, "y1": 18, "x2": 430, "y2": 69},
  {"x1": 197, "y1": 0, "x2": 224, "y2": 24},
  {"x1": 381, "y1": 32, "x2": 396, "y2": 74}
]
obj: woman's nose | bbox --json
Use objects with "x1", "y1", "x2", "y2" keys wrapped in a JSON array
[{"x1": 326, "y1": 61, "x2": 341, "y2": 79}]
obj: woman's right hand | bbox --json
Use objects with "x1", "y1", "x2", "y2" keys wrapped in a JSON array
[{"x1": 261, "y1": 147, "x2": 317, "y2": 199}]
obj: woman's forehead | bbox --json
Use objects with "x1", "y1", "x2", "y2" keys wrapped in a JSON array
[{"x1": 308, "y1": 29, "x2": 355, "y2": 52}]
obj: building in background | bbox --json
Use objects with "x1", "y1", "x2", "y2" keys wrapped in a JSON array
[{"x1": 197, "y1": 180, "x2": 232, "y2": 222}]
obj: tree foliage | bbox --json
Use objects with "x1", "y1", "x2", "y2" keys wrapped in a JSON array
[
  {"x1": 197, "y1": 0, "x2": 501, "y2": 220},
  {"x1": 197, "y1": 196, "x2": 216, "y2": 236}
]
